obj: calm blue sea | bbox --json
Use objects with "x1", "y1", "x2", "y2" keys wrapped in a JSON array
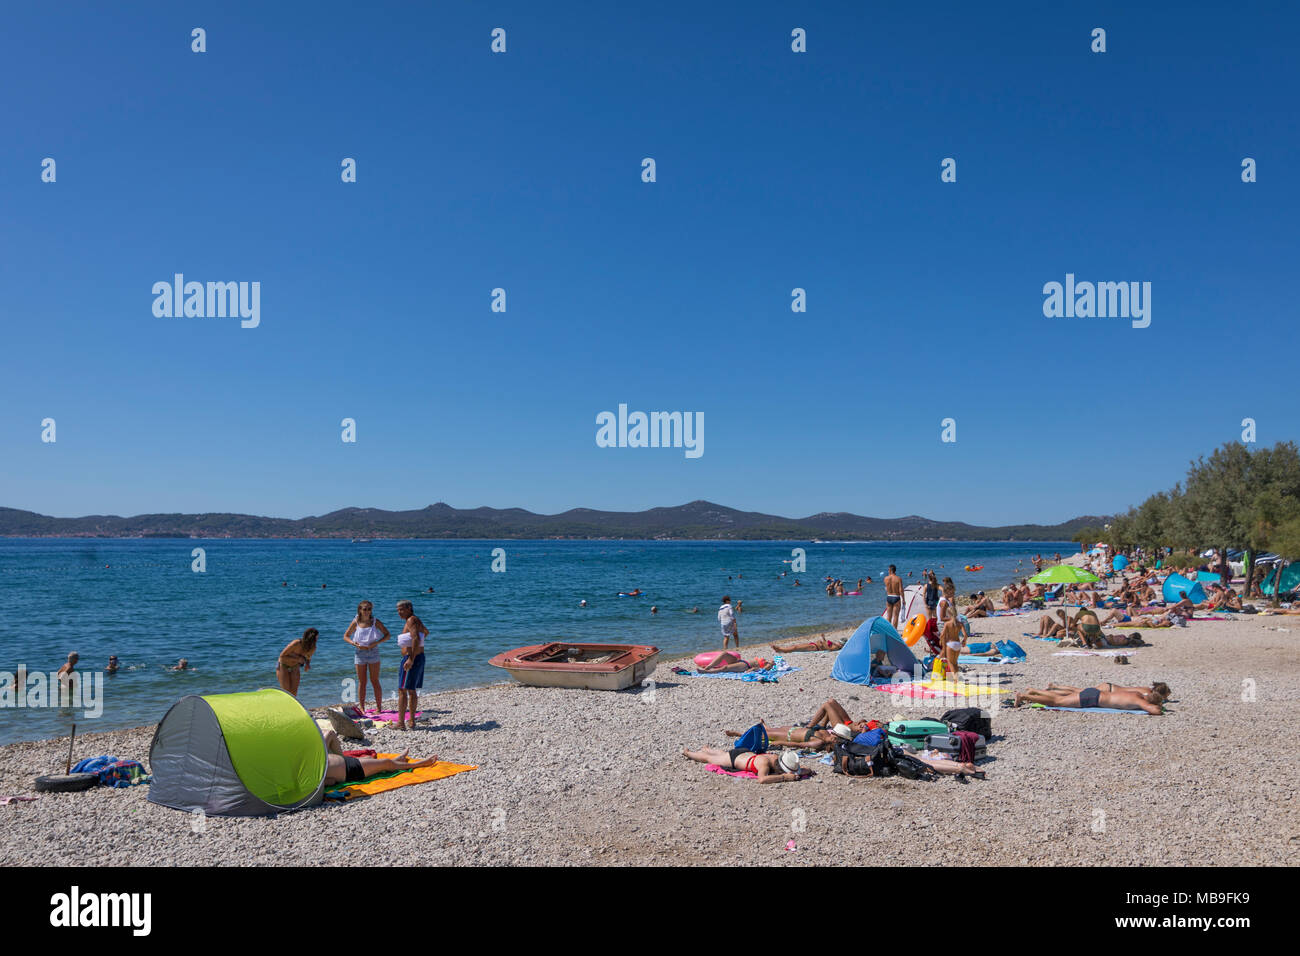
[{"x1": 0, "y1": 538, "x2": 1071, "y2": 743}]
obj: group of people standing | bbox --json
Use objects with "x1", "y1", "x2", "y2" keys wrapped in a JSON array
[{"x1": 276, "y1": 599, "x2": 429, "y2": 731}]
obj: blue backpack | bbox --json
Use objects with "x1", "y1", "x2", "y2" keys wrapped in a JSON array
[{"x1": 733, "y1": 723, "x2": 769, "y2": 753}]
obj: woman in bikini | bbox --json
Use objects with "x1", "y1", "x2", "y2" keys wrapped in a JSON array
[
  {"x1": 681, "y1": 745, "x2": 803, "y2": 783},
  {"x1": 770, "y1": 635, "x2": 844, "y2": 653},
  {"x1": 1014, "y1": 685, "x2": 1166, "y2": 715},
  {"x1": 276, "y1": 628, "x2": 318, "y2": 696},
  {"x1": 723, "y1": 700, "x2": 870, "y2": 751},
  {"x1": 697, "y1": 651, "x2": 770, "y2": 673}
]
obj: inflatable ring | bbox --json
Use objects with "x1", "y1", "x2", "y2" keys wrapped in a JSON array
[{"x1": 901, "y1": 612, "x2": 928, "y2": 647}]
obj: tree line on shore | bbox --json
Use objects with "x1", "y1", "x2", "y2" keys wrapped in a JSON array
[{"x1": 1072, "y1": 440, "x2": 1300, "y2": 598}]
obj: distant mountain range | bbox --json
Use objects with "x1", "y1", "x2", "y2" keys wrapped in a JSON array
[{"x1": 0, "y1": 501, "x2": 1107, "y2": 541}]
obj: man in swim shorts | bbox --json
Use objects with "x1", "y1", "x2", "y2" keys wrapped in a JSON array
[
  {"x1": 1014, "y1": 685, "x2": 1165, "y2": 715},
  {"x1": 884, "y1": 566, "x2": 903, "y2": 627}
]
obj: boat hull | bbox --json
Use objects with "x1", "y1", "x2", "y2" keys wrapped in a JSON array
[{"x1": 488, "y1": 642, "x2": 660, "y2": 691}]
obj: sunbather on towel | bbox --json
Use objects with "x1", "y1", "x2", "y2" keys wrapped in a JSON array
[
  {"x1": 325, "y1": 750, "x2": 439, "y2": 785},
  {"x1": 770, "y1": 635, "x2": 843, "y2": 653},
  {"x1": 682, "y1": 746, "x2": 803, "y2": 783},
  {"x1": 697, "y1": 651, "x2": 771, "y2": 673},
  {"x1": 723, "y1": 700, "x2": 871, "y2": 751},
  {"x1": 1048, "y1": 680, "x2": 1170, "y2": 698},
  {"x1": 1014, "y1": 686, "x2": 1165, "y2": 715}
]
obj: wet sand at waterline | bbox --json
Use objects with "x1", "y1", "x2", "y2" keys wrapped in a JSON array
[{"x1": 1, "y1": 611, "x2": 1296, "y2": 866}]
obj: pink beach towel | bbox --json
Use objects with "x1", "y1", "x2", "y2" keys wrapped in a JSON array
[
  {"x1": 364, "y1": 710, "x2": 424, "y2": 722},
  {"x1": 705, "y1": 764, "x2": 758, "y2": 779}
]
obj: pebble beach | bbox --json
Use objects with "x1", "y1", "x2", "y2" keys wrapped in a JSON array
[{"x1": 2, "y1": 600, "x2": 1297, "y2": 867}]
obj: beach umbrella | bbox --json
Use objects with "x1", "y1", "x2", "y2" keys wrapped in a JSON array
[
  {"x1": 1028, "y1": 565, "x2": 1099, "y2": 600},
  {"x1": 1028, "y1": 565, "x2": 1100, "y2": 584}
]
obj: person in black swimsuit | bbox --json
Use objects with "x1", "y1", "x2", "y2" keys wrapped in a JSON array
[{"x1": 324, "y1": 750, "x2": 440, "y2": 785}]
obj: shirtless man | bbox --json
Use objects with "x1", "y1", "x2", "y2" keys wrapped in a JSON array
[
  {"x1": 964, "y1": 591, "x2": 995, "y2": 618},
  {"x1": 682, "y1": 745, "x2": 804, "y2": 783},
  {"x1": 1015, "y1": 685, "x2": 1166, "y2": 715},
  {"x1": 1047, "y1": 680, "x2": 1170, "y2": 698},
  {"x1": 883, "y1": 565, "x2": 903, "y2": 627}
]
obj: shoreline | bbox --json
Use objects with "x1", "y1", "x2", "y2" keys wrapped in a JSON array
[
  {"x1": 4, "y1": 608, "x2": 1296, "y2": 866},
  {"x1": 0, "y1": 632, "x2": 851, "y2": 750}
]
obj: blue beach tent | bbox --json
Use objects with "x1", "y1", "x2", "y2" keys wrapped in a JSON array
[
  {"x1": 1262, "y1": 562, "x2": 1300, "y2": 597},
  {"x1": 832, "y1": 616, "x2": 918, "y2": 684},
  {"x1": 1162, "y1": 573, "x2": 1206, "y2": 604},
  {"x1": 1112, "y1": 555, "x2": 1129, "y2": 571}
]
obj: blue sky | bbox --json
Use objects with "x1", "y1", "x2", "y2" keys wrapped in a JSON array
[{"x1": 2, "y1": 1, "x2": 1295, "y2": 526}]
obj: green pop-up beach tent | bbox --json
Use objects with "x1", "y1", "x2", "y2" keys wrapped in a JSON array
[{"x1": 148, "y1": 688, "x2": 327, "y2": 816}]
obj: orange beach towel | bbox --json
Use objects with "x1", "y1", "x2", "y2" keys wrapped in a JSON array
[{"x1": 327, "y1": 754, "x2": 477, "y2": 800}]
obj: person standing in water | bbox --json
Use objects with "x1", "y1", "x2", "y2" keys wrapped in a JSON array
[
  {"x1": 344, "y1": 600, "x2": 389, "y2": 714},
  {"x1": 883, "y1": 566, "x2": 903, "y2": 627},
  {"x1": 395, "y1": 600, "x2": 427, "y2": 731}
]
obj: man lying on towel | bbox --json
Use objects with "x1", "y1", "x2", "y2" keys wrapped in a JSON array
[
  {"x1": 323, "y1": 729, "x2": 438, "y2": 785},
  {"x1": 1013, "y1": 685, "x2": 1166, "y2": 715}
]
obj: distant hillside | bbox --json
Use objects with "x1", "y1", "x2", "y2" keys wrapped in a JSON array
[{"x1": 0, "y1": 502, "x2": 1107, "y2": 541}]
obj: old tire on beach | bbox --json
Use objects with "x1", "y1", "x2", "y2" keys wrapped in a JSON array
[{"x1": 34, "y1": 772, "x2": 99, "y2": 793}]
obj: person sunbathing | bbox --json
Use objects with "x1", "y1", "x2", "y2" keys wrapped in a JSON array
[
  {"x1": 1014, "y1": 685, "x2": 1166, "y2": 715},
  {"x1": 722, "y1": 720, "x2": 851, "y2": 752},
  {"x1": 1047, "y1": 680, "x2": 1170, "y2": 698},
  {"x1": 696, "y1": 651, "x2": 771, "y2": 673},
  {"x1": 1001, "y1": 585, "x2": 1025, "y2": 610},
  {"x1": 1034, "y1": 610, "x2": 1077, "y2": 639},
  {"x1": 682, "y1": 745, "x2": 804, "y2": 783},
  {"x1": 322, "y1": 733, "x2": 440, "y2": 785},
  {"x1": 770, "y1": 635, "x2": 843, "y2": 653},
  {"x1": 966, "y1": 592, "x2": 995, "y2": 617}
]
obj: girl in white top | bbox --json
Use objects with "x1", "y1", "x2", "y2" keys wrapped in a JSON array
[{"x1": 344, "y1": 600, "x2": 390, "y2": 714}]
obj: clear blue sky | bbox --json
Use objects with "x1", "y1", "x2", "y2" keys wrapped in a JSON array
[{"x1": 2, "y1": 1, "x2": 1295, "y2": 526}]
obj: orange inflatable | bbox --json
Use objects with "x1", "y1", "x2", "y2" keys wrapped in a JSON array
[{"x1": 901, "y1": 612, "x2": 928, "y2": 646}]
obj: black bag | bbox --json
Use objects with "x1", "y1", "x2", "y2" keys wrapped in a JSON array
[
  {"x1": 832, "y1": 740, "x2": 895, "y2": 777},
  {"x1": 941, "y1": 707, "x2": 992, "y2": 739},
  {"x1": 892, "y1": 750, "x2": 937, "y2": 780}
]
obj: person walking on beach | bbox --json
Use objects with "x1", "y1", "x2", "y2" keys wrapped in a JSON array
[
  {"x1": 395, "y1": 600, "x2": 427, "y2": 731},
  {"x1": 719, "y1": 595, "x2": 739, "y2": 650},
  {"x1": 276, "y1": 628, "x2": 318, "y2": 697},
  {"x1": 344, "y1": 600, "x2": 390, "y2": 714},
  {"x1": 924, "y1": 570, "x2": 940, "y2": 618},
  {"x1": 884, "y1": 566, "x2": 903, "y2": 627}
]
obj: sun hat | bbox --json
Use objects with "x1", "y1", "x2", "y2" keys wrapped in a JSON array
[
  {"x1": 831, "y1": 723, "x2": 854, "y2": 741},
  {"x1": 778, "y1": 751, "x2": 801, "y2": 773}
]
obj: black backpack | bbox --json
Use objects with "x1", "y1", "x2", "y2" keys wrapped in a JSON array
[
  {"x1": 832, "y1": 740, "x2": 895, "y2": 777},
  {"x1": 941, "y1": 707, "x2": 992, "y2": 739},
  {"x1": 891, "y1": 748, "x2": 938, "y2": 781}
]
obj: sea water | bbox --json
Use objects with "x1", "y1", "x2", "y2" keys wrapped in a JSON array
[{"x1": 0, "y1": 538, "x2": 1070, "y2": 743}]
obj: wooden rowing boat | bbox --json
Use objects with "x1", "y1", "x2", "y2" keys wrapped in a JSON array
[{"x1": 488, "y1": 642, "x2": 660, "y2": 691}]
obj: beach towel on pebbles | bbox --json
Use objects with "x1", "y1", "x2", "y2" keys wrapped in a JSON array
[
  {"x1": 324, "y1": 755, "x2": 477, "y2": 800},
  {"x1": 1028, "y1": 705, "x2": 1148, "y2": 716},
  {"x1": 672, "y1": 655, "x2": 798, "y2": 682}
]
